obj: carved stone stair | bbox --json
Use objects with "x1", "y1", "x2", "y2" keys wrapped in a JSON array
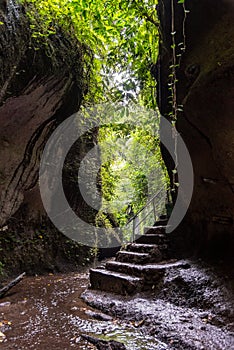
[
  {"x1": 89, "y1": 268, "x2": 144, "y2": 295},
  {"x1": 88, "y1": 221, "x2": 174, "y2": 295},
  {"x1": 125, "y1": 243, "x2": 169, "y2": 260},
  {"x1": 144, "y1": 225, "x2": 167, "y2": 235},
  {"x1": 125, "y1": 243, "x2": 160, "y2": 253},
  {"x1": 135, "y1": 233, "x2": 167, "y2": 245},
  {"x1": 105, "y1": 261, "x2": 165, "y2": 283},
  {"x1": 153, "y1": 218, "x2": 168, "y2": 226},
  {"x1": 124, "y1": 243, "x2": 164, "y2": 259},
  {"x1": 116, "y1": 251, "x2": 154, "y2": 264}
]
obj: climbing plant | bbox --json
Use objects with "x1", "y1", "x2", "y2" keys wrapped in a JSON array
[{"x1": 167, "y1": 0, "x2": 189, "y2": 191}]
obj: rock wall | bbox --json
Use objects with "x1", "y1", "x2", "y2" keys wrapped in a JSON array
[
  {"x1": 157, "y1": 0, "x2": 234, "y2": 258},
  {"x1": 0, "y1": 2, "x2": 96, "y2": 273}
]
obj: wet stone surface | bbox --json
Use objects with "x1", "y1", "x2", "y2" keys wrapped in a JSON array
[
  {"x1": 82, "y1": 260, "x2": 234, "y2": 350},
  {"x1": 0, "y1": 260, "x2": 233, "y2": 349}
]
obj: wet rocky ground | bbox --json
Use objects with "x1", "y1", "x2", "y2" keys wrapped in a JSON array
[
  {"x1": 0, "y1": 259, "x2": 233, "y2": 349},
  {"x1": 83, "y1": 259, "x2": 234, "y2": 350}
]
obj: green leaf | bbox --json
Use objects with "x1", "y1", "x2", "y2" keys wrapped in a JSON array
[{"x1": 24, "y1": 0, "x2": 159, "y2": 108}]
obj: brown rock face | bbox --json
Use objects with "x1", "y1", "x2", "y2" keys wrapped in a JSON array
[
  {"x1": 0, "y1": 76, "x2": 79, "y2": 224},
  {"x1": 0, "y1": 3, "x2": 96, "y2": 272},
  {"x1": 157, "y1": 0, "x2": 234, "y2": 257}
]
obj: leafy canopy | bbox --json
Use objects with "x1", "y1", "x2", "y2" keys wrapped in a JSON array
[
  {"x1": 21, "y1": 0, "x2": 159, "y2": 107},
  {"x1": 20, "y1": 0, "x2": 167, "y2": 228},
  {"x1": 98, "y1": 103, "x2": 168, "y2": 226}
]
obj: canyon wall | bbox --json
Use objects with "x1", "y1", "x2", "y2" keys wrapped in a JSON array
[
  {"x1": 157, "y1": 0, "x2": 234, "y2": 258},
  {"x1": 0, "y1": 1, "x2": 96, "y2": 273}
]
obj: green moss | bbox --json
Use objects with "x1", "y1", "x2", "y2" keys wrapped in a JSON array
[{"x1": 0, "y1": 3, "x2": 88, "y2": 104}]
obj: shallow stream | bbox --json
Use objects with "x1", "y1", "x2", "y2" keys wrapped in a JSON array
[{"x1": 0, "y1": 272, "x2": 168, "y2": 349}]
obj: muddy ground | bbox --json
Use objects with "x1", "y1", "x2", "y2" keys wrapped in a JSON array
[
  {"x1": 0, "y1": 270, "x2": 168, "y2": 350},
  {"x1": 0, "y1": 260, "x2": 233, "y2": 349}
]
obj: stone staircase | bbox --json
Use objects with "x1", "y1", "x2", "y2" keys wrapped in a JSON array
[{"x1": 89, "y1": 222, "x2": 180, "y2": 295}]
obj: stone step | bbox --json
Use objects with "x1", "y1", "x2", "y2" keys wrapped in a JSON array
[
  {"x1": 105, "y1": 261, "x2": 165, "y2": 283},
  {"x1": 89, "y1": 268, "x2": 144, "y2": 295},
  {"x1": 125, "y1": 243, "x2": 159, "y2": 253},
  {"x1": 154, "y1": 218, "x2": 168, "y2": 226},
  {"x1": 124, "y1": 243, "x2": 163, "y2": 262},
  {"x1": 144, "y1": 226, "x2": 167, "y2": 235},
  {"x1": 116, "y1": 251, "x2": 151, "y2": 264},
  {"x1": 136, "y1": 234, "x2": 167, "y2": 245}
]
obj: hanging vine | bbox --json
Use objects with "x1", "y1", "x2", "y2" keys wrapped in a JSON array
[{"x1": 168, "y1": 0, "x2": 189, "y2": 191}]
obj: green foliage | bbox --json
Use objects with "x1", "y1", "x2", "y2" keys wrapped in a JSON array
[
  {"x1": 98, "y1": 104, "x2": 169, "y2": 226},
  {"x1": 19, "y1": 0, "x2": 169, "y2": 229},
  {"x1": 21, "y1": 0, "x2": 159, "y2": 106}
]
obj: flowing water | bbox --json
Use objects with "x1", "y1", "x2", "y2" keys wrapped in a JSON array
[
  {"x1": 0, "y1": 272, "x2": 168, "y2": 349},
  {"x1": 1, "y1": 262, "x2": 233, "y2": 349}
]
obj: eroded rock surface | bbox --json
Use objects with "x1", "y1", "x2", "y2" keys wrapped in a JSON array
[
  {"x1": 83, "y1": 260, "x2": 234, "y2": 350},
  {"x1": 0, "y1": 2, "x2": 95, "y2": 273},
  {"x1": 156, "y1": 0, "x2": 234, "y2": 257}
]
